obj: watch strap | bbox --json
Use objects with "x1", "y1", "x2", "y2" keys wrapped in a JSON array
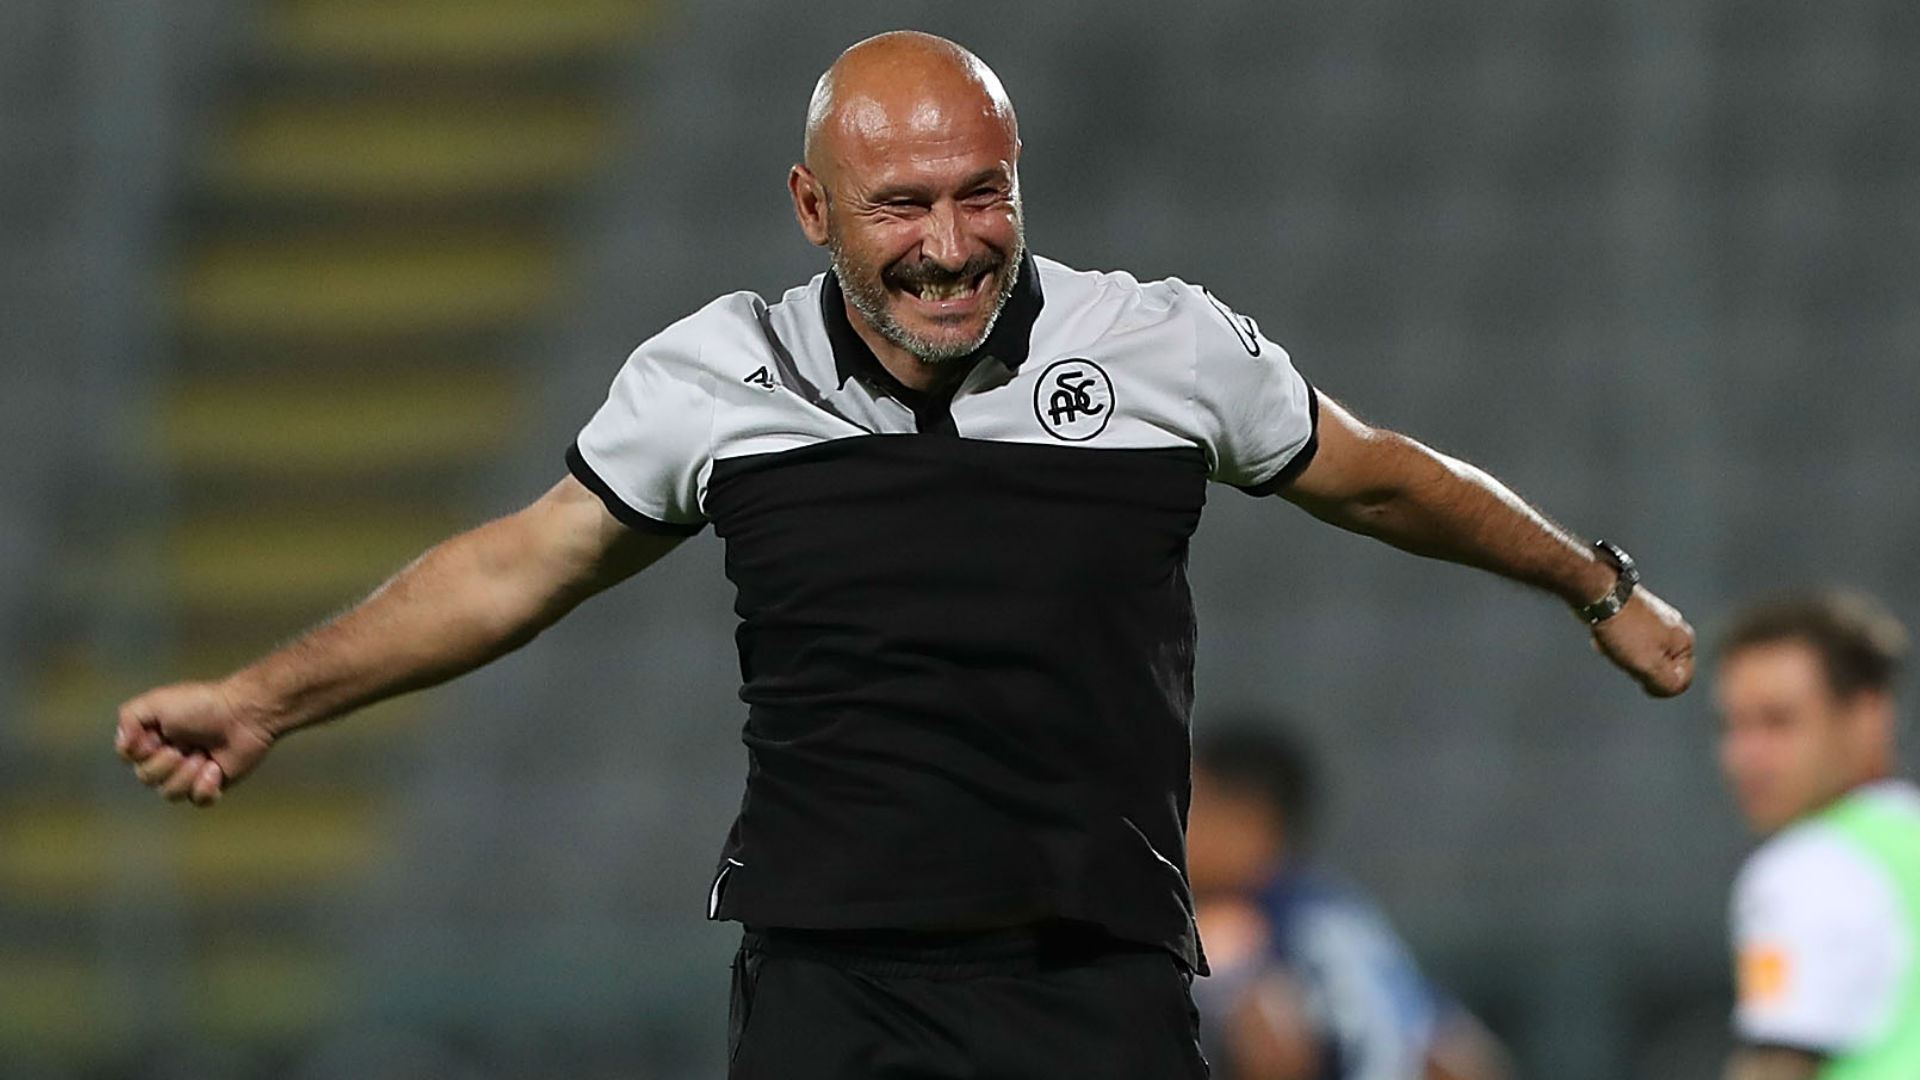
[{"x1": 1576, "y1": 540, "x2": 1640, "y2": 625}]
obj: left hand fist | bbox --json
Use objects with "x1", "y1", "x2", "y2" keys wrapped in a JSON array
[{"x1": 1591, "y1": 588, "x2": 1695, "y2": 697}]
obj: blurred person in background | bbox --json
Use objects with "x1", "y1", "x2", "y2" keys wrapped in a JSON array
[
  {"x1": 1716, "y1": 591, "x2": 1918, "y2": 1080},
  {"x1": 1190, "y1": 717, "x2": 1513, "y2": 1080},
  {"x1": 115, "y1": 29, "x2": 1694, "y2": 1080}
]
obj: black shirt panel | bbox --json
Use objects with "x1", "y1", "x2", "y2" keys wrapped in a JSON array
[
  {"x1": 704, "y1": 434, "x2": 1207, "y2": 970},
  {"x1": 571, "y1": 258, "x2": 1317, "y2": 976}
]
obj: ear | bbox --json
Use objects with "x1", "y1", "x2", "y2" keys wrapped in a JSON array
[
  {"x1": 789, "y1": 164, "x2": 830, "y2": 247},
  {"x1": 1842, "y1": 689, "x2": 1899, "y2": 771}
]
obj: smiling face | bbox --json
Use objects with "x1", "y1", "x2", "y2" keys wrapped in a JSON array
[
  {"x1": 791, "y1": 33, "x2": 1026, "y2": 381},
  {"x1": 824, "y1": 153, "x2": 1025, "y2": 367},
  {"x1": 1716, "y1": 639, "x2": 1893, "y2": 834}
]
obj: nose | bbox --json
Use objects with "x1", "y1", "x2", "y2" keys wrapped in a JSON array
[{"x1": 919, "y1": 199, "x2": 968, "y2": 269}]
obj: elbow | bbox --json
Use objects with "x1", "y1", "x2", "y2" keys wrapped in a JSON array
[
  {"x1": 1329, "y1": 431, "x2": 1418, "y2": 521},
  {"x1": 456, "y1": 517, "x2": 581, "y2": 653},
  {"x1": 1299, "y1": 431, "x2": 1430, "y2": 536},
  {"x1": 1335, "y1": 487, "x2": 1409, "y2": 540}
]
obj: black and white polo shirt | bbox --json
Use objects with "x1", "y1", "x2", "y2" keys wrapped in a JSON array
[{"x1": 568, "y1": 253, "x2": 1317, "y2": 971}]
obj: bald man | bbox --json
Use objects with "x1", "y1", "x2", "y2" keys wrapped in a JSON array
[{"x1": 117, "y1": 31, "x2": 1693, "y2": 1079}]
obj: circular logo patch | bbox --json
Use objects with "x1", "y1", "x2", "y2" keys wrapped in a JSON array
[{"x1": 1033, "y1": 358, "x2": 1115, "y2": 442}]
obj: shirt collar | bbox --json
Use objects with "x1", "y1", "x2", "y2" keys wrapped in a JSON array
[{"x1": 822, "y1": 250, "x2": 1045, "y2": 392}]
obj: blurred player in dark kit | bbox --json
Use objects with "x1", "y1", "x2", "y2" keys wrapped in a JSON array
[{"x1": 1190, "y1": 718, "x2": 1513, "y2": 1080}]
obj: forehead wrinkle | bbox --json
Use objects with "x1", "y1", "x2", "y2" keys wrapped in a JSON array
[
  {"x1": 818, "y1": 96, "x2": 1017, "y2": 202},
  {"x1": 802, "y1": 32, "x2": 1019, "y2": 184}
]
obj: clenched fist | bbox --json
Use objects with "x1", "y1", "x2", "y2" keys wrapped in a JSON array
[
  {"x1": 115, "y1": 681, "x2": 277, "y2": 807},
  {"x1": 1591, "y1": 588, "x2": 1696, "y2": 697}
]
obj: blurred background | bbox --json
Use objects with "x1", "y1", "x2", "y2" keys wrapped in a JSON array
[{"x1": 4, "y1": 0, "x2": 1918, "y2": 1076}]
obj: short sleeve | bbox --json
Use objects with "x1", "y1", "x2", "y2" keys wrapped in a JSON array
[
  {"x1": 1730, "y1": 826, "x2": 1911, "y2": 1052},
  {"x1": 568, "y1": 310, "x2": 716, "y2": 535},
  {"x1": 1179, "y1": 283, "x2": 1319, "y2": 492}
]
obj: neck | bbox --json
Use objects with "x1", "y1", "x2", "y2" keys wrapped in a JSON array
[{"x1": 1801, "y1": 770, "x2": 1896, "y2": 823}]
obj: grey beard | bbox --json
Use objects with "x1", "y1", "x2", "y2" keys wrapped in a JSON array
[{"x1": 830, "y1": 235, "x2": 1025, "y2": 365}]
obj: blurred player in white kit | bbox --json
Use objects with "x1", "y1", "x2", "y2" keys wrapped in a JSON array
[{"x1": 1715, "y1": 591, "x2": 1920, "y2": 1080}]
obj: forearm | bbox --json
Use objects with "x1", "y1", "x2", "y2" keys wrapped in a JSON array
[
  {"x1": 222, "y1": 478, "x2": 660, "y2": 736},
  {"x1": 1281, "y1": 396, "x2": 1693, "y2": 696},
  {"x1": 115, "y1": 476, "x2": 673, "y2": 804},
  {"x1": 223, "y1": 515, "x2": 568, "y2": 735},
  {"x1": 1286, "y1": 425, "x2": 1613, "y2": 608}
]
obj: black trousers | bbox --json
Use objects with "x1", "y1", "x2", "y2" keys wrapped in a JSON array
[{"x1": 727, "y1": 924, "x2": 1210, "y2": 1079}]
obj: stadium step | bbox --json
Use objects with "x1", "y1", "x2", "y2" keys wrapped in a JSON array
[
  {"x1": 16, "y1": 651, "x2": 150, "y2": 759},
  {"x1": 257, "y1": 0, "x2": 655, "y2": 69},
  {"x1": 175, "y1": 229, "x2": 558, "y2": 340},
  {"x1": 193, "y1": 944, "x2": 344, "y2": 1041},
  {"x1": 0, "y1": 955, "x2": 117, "y2": 1059},
  {"x1": 46, "y1": 504, "x2": 464, "y2": 621},
  {"x1": 166, "y1": 504, "x2": 463, "y2": 614},
  {"x1": 8, "y1": 0, "x2": 652, "y2": 1070},
  {"x1": 0, "y1": 945, "x2": 341, "y2": 1056},
  {"x1": 0, "y1": 797, "x2": 385, "y2": 900},
  {"x1": 205, "y1": 95, "x2": 613, "y2": 202},
  {"x1": 159, "y1": 368, "x2": 521, "y2": 477}
]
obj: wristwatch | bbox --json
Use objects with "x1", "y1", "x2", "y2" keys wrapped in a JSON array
[{"x1": 1575, "y1": 540, "x2": 1639, "y2": 625}]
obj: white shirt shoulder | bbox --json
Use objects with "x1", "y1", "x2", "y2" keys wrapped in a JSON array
[
  {"x1": 573, "y1": 290, "x2": 777, "y2": 528},
  {"x1": 1029, "y1": 258, "x2": 1318, "y2": 487},
  {"x1": 1731, "y1": 808, "x2": 1913, "y2": 1050}
]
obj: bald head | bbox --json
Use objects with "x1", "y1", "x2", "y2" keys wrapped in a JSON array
[
  {"x1": 803, "y1": 31, "x2": 1019, "y2": 180},
  {"x1": 788, "y1": 32, "x2": 1027, "y2": 382}
]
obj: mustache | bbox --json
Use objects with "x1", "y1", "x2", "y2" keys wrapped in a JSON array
[{"x1": 884, "y1": 253, "x2": 1005, "y2": 290}]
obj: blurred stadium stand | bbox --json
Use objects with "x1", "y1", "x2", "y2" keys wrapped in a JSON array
[
  {"x1": 3, "y1": 0, "x2": 666, "y2": 1076},
  {"x1": 4, "y1": 0, "x2": 1919, "y2": 1077}
]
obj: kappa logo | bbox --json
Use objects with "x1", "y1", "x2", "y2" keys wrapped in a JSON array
[
  {"x1": 1033, "y1": 358, "x2": 1115, "y2": 442},
  {"x1": 1202, "y1": 287, "x2": 1262, "y2": 357},
  {"x1": 742, "y1": 366, "x2": 776, "y2": 391}
]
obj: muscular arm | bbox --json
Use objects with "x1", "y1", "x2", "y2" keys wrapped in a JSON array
[
  {"x1": 1283, "y1": 395, "x2": 1693, "y2": 696},
  {"x1": 228, "y1": 475, "x2": 677, "y2": 732},
  {"x1": 116, "y1": 475, "x2": 684, "y2": 803},
  {"x1": 1724, "y1": 1047, "x2": 1823, "y2": 1080}
]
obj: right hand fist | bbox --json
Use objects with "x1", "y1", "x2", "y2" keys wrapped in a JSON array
[
  {"x1": 1590, "y1": 587, "x2": 1696, "y2": 698},
  {"x1": 114, "y1": 681, "x2": 277, "y2": 807}
]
